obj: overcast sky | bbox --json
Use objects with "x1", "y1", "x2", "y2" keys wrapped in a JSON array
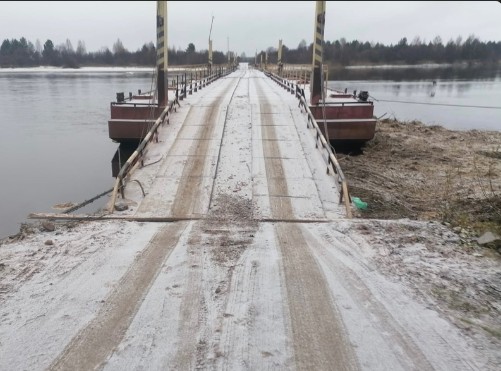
[{"x1": 0, "y1": 1, "x2": 499, "y2": 57}]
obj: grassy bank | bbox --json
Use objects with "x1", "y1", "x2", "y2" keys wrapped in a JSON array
[{"x1": 339, "y1": 119, "x2": 501, "y2": 245}]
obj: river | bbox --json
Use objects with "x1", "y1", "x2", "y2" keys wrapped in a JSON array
[
  {"x1": 0, "y1": 67, "x2": 155, "y2": 238},
  {"x1": 0, "y1": 65, "x2": 500, "y2": 238},
  {"x1": 328, "y1": 64, "x2": 501, "y2": 131}
]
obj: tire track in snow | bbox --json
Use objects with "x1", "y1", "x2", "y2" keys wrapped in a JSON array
[
  {"x1": 49, "y1": 222, "x2": 188, "y2": 371},
  {"x1": 170, "y1": 103, "x2": 219, "y2": 217},
  {"x1": 301, "y1": 225, "x2": 436, "y2": 371},
  {"x1": 256, "y1": 78, "x2": 359, "y2": 370}
]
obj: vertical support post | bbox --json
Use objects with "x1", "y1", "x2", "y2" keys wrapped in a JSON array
[
  {"x1": 323, "y1": 65, "x2": 328, "y2": 102},
  {"x1": 277, "y1": 39, "x2": 283, "y2": 76},
  {"x1": 184, "y1": 73, "x2": 187, "y2": 97},
  {"x1": 208, "y1": 39, "x2": 213, "y2": 75},
  {"x1": 156, "y1": 1, "x2": 168, "y2": 107},
  {"x1": 310, "y1": 1, "x2": 326, "y2": 106},
  {"x1": 179, "y1": 74, "x2": 182, "y2": 100}
]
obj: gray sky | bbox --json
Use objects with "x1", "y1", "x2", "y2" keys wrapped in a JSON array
[{"x1": 0, "y1": 1, "x2": 500, "y2": 57}]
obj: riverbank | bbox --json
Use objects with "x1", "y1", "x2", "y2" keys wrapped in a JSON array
[{"x1": 340, "y1": 118, "x2": 501, "y2": 244}]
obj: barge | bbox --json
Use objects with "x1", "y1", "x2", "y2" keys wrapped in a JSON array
[{"x1": 308, "y1": 89, "x2": 376, "y2": 144}]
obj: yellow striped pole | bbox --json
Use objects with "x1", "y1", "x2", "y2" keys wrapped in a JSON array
[
  {"x1": 310, "y1": 0, "x2": 325, "y2": 105},
  {"x1": 156, "y1": 1, "x2": 168, "y2": 107}
]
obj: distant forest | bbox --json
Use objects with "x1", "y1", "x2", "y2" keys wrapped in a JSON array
[
  {"x1": 259, "y1": 35, "x2": 501, "y2": 66},
  {"x1": 0, "y1": 38, "x2": 227, "y2": 68},
  {"x1": 0, "y1": 35, "x2": 500, "y2": 68}
]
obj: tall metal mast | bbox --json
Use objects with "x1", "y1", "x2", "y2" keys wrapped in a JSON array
[
  {"x1": 156, "y1": 1, "x2": 168, "y2": 107},
  {"x1": 208, "y1": 15, "x2": 214, "y2": 73},
  {"x1": 310, "y1": 1, "x2": 326, "y2": 105}
]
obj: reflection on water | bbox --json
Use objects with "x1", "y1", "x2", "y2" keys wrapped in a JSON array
[{"x1": 328, "y1": 65, "x2": 501, "y2": 131}]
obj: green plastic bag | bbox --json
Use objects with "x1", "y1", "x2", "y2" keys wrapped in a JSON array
[{"x1": 352, "y1": 197, "x2": 368, "y2": 210}]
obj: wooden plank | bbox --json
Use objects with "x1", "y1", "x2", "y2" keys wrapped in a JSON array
[
  {"x1": 28, "y1": 213, "x2": 202, "y2": 222},
  {"x1": 28, "y1": 213, "x2": 332, "y2": 224}
]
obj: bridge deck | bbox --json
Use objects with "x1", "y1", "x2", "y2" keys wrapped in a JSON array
[
  {"x1": 0, "y1": 64, "x2": 484, "y2": 370},
  {"x1": 121, "y1": 66, "x2": 342, "y2": 222}
]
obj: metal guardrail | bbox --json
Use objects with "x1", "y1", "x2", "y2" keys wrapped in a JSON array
[
  {"x1": 108, "y1": 66, "x2": 236, "y2": 213},
  {"x1": 108, "y1": 99, "x2": 174, "y2": 213},
  {"x1": 176, "y1": 65, "x2": 236, "y2": 100},
  {"x1": 265, "y1": 71, "x2": 353, "y2": 219}
]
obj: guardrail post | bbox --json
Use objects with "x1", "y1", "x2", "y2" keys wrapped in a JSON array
[
  {"x1": 179, "y1": 75, "x2": 184, "y2": 101},
  {"x1": 176, "y1": 75, "x2": 179, "y2": 101},
  {"x1": 183, "y1": 74, "x2": 186, "y2": 98}
]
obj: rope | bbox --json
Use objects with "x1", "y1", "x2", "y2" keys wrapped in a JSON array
[
  {"x1": 374, "y1": 98, "x2": 501, "y2": 110},
  {"x1": 62, "y1": 188, "x2": 113, "y2": 214}
]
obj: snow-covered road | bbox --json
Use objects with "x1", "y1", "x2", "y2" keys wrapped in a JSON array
[{"x1": 0, "y1": 64, "x2": 492, "y2": 370}]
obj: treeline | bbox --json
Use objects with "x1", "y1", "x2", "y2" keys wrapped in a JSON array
[
  {"x1": 0, "y1": 37, "x2": 227, "y2": 68},
  {"x1": 256, "y1": 35, "x2": 501, "y2": 66},
  {"x1": 2, "y1": 35, "x2": 500, "y2": 68}
]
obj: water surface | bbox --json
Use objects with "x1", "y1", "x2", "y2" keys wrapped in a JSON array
[
  {"x1": 0, "y1": 67, "x2": 155, "y2": 238},
  {"x1": 328, "y1": 65, "x2": 501, "y2": 131}
]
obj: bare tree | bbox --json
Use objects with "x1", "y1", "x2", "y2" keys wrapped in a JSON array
[
  {"x1": 432, "y1": 36, "x2": 442, "y2": 46},
  {"x1": 65, "y1": 39, "x2": 74, "y2": 54},
  {"x1": 35, "y1": 39, "x2": 42, "y2": 54},
  {"x1": 112, "y1": 38, "x2": 127, "y2": 55},
  {"x1": 76, "y1": 40, "x2": 86, "y2": 56}
]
